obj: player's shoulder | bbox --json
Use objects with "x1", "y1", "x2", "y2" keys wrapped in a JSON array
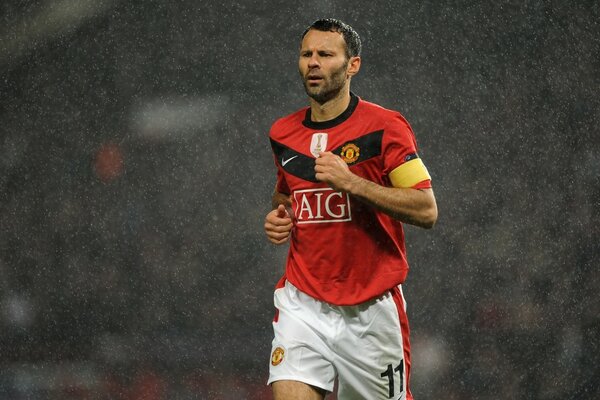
[
  {"x1": 269, "y1": 106, "x2": 308, "y2": 138},
  {"x1": 358, "y1": 97, "x2": 408, "y2": 122},
  {"x1": 358, "y1": 97, "x2": 415, "y2": 139}
]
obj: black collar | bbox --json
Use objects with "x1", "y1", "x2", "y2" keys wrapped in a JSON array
[{"x1": 302, "y1": 93, "x2": 359, "y2": 129}]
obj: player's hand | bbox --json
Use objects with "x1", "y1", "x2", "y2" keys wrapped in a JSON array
[
  {"x1": 315, "y1": 151, "x2": 360, "y2": 192},
  {"x1": 264, "y1": 204, "x2": 293, "y2": 245}
]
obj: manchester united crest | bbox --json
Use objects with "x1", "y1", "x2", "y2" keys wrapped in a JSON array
[
  {"x1": 271, "y1": 346, "x2": 285, "y2": 366},
  {"x1": 340, "y1": 143, "x2": 360, "y2": 164}
]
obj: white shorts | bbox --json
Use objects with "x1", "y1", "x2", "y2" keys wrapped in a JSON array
[{"x1": 268, "y1": 281, "x2": 413, "y2": 400}]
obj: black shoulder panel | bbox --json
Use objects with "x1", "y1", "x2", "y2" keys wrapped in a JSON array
[
  {"x1": 331, "y1": 130, "x2": 383, "y2": 165},
  {"x1": 270, "y1": 129, "x2": 384, "y2": 182},
  {"x1": 270, "y1": 139, "x2": 320, "y2": 182}
]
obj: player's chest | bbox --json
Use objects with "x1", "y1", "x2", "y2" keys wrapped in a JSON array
[
  {"x1": 272, "y1": 128, "x2": 385, "y2": 188},
  {"x1": 277, "y1": 127, "x2": 378, "y2": 158}
]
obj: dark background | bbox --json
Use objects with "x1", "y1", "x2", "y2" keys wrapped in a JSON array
[{"x1": 1, "y1": 1, "x2": 598, "y2": 399}]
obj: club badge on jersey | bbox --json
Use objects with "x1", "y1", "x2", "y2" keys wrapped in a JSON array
[
  {"x1": 340, "y1": 143, "x2": 360, "y2": 164},
  {"x1": 310, "y1": 133, "x2": 328, "y2": 157}
]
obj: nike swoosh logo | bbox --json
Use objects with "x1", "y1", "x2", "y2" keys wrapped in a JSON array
[{"x1": 281, "y1": 155, "x2": 298, "y2": 166}]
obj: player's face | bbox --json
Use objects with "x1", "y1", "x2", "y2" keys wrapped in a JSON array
[{"x1": 299, "y1": 29, "x2": 353, "y2": 104}]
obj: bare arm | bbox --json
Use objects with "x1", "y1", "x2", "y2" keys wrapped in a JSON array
[
  {"x1": 346, "y1": 181, "x2": 437, "y2": 229},
  {"x1": 271, "y1": 190, "x2": 291, "y2": 210},
  {"x1": 315, "y1": 152, "x2": 438, "y2": 228}
]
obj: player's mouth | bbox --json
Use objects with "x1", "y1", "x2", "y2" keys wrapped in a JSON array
[{"x1": 306, "y1": 74, "x2": 324, "y2": 85}]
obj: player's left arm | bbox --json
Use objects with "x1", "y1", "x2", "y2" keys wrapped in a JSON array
[{"x1": 314, "y1": 152, "x2": 438, "y2": 228}]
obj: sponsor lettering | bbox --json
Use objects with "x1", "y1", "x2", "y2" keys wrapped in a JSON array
[{"x1": 293, "y1": 188, "x2": 352, "y2": 224}]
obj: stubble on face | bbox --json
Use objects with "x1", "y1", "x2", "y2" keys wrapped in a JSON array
[{"x1": 301, "y1": 60, "x2": 349, "y2": 105}]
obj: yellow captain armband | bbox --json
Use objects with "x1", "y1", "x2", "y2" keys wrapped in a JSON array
[{"x1": 389, "y1": 157, "x2": 431, "y2": 188}]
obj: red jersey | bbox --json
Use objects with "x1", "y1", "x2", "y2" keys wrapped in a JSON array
[{"x1": 269, "y1": 94, "x2": 431, "y2": 305}]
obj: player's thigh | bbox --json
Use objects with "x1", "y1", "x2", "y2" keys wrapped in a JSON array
[
  {"x1": 336, "y1": 286, "x2": 411, "y2": 399},
  {"x1": 272, "y1": 380, "x2": 326, "y2": 400},
  {"x1": 268, "y1": 281, "x2": 337, "y2": 392}
]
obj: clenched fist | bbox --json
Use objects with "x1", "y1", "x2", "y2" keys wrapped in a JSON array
[
  {"x1": 264, "y1": 204, "x2": 293, "y2": 244},
  {"x1": 314, "y1": 151, "x2": 360, "y2": 192}
]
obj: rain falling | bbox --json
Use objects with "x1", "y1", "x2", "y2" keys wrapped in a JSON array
[{"x1": 0, "y1": 1, "x2": 598, "y2": 399}]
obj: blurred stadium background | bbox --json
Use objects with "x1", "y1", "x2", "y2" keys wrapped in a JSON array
[{"x1": 0, "y1": 1, "x2": 598, "y2": 399}]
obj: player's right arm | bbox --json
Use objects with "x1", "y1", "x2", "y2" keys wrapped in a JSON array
[{"x1": 264, "y1": 190, "x2": 293, "y2": 245}]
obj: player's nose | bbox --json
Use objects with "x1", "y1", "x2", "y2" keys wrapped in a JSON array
[{"x1": 307, "y1": 54, "x2": 321, "y2": 68}]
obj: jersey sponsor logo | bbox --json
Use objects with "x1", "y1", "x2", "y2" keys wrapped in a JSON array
[
  {"x1": 271, "y1": 346, "x2": 285, "y2": 366},
  {"x1": 293, "y1": 188, "x2": 352, "y2": 224},
  {"x1": 310, "y1": 133, "x2": 328, "y2": 157},
  {"x1": 340, "y1": 143, "x2": 360, "y2": 164}
]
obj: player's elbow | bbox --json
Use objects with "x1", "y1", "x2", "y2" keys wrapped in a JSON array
[
  {"x1": 421, "y1": 205, "x2": 438, "y2": 229},
  {"x1": 417, "y1": 189, "x2": 438, "y2": 229},
  {"x1": 416, "y1": 202, "x2": 438, "y2": 229}
]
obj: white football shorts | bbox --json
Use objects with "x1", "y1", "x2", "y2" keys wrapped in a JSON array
[{"x1": 268, "y1": 280, "x2": 413, "y2": 399}]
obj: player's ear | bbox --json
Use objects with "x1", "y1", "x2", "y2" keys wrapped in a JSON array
[{"x1": 347, "y1": 56, "x2": 361, "y2": 77}]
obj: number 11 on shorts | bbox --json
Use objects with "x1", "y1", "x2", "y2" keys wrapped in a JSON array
[{"x1": 380, "y1": 359, "x2": 404, "y2": 398}]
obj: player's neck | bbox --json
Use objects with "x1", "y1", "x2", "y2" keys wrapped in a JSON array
[{"x1": 309, "y1": 87, "x2": 351, "y2": 122}]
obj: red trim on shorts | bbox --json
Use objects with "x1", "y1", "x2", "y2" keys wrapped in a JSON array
[
  {"x1": 391, "y1": 286, "x2": 413, "y2": 400},
  {"x1": 273, "y1": 276, "x2": 287, "y2": 323}
]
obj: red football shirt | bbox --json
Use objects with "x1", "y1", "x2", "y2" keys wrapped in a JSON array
[{"x1": 269, "y1": 94, "x2": 431, "y2": 305}]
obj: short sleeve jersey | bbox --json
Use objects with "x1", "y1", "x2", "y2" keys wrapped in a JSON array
[{"x1": 269, "y1": 94, "x2": 431, "y2": 306}]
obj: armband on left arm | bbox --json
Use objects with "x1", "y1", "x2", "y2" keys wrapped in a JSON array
[{"x1": 388, "y1": 157, "x2": 432, "y2": 188}]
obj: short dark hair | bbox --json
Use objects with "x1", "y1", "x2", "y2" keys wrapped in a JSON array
[{"x1": 301, "y1": 18, "x2": 362, "y2": 58}]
